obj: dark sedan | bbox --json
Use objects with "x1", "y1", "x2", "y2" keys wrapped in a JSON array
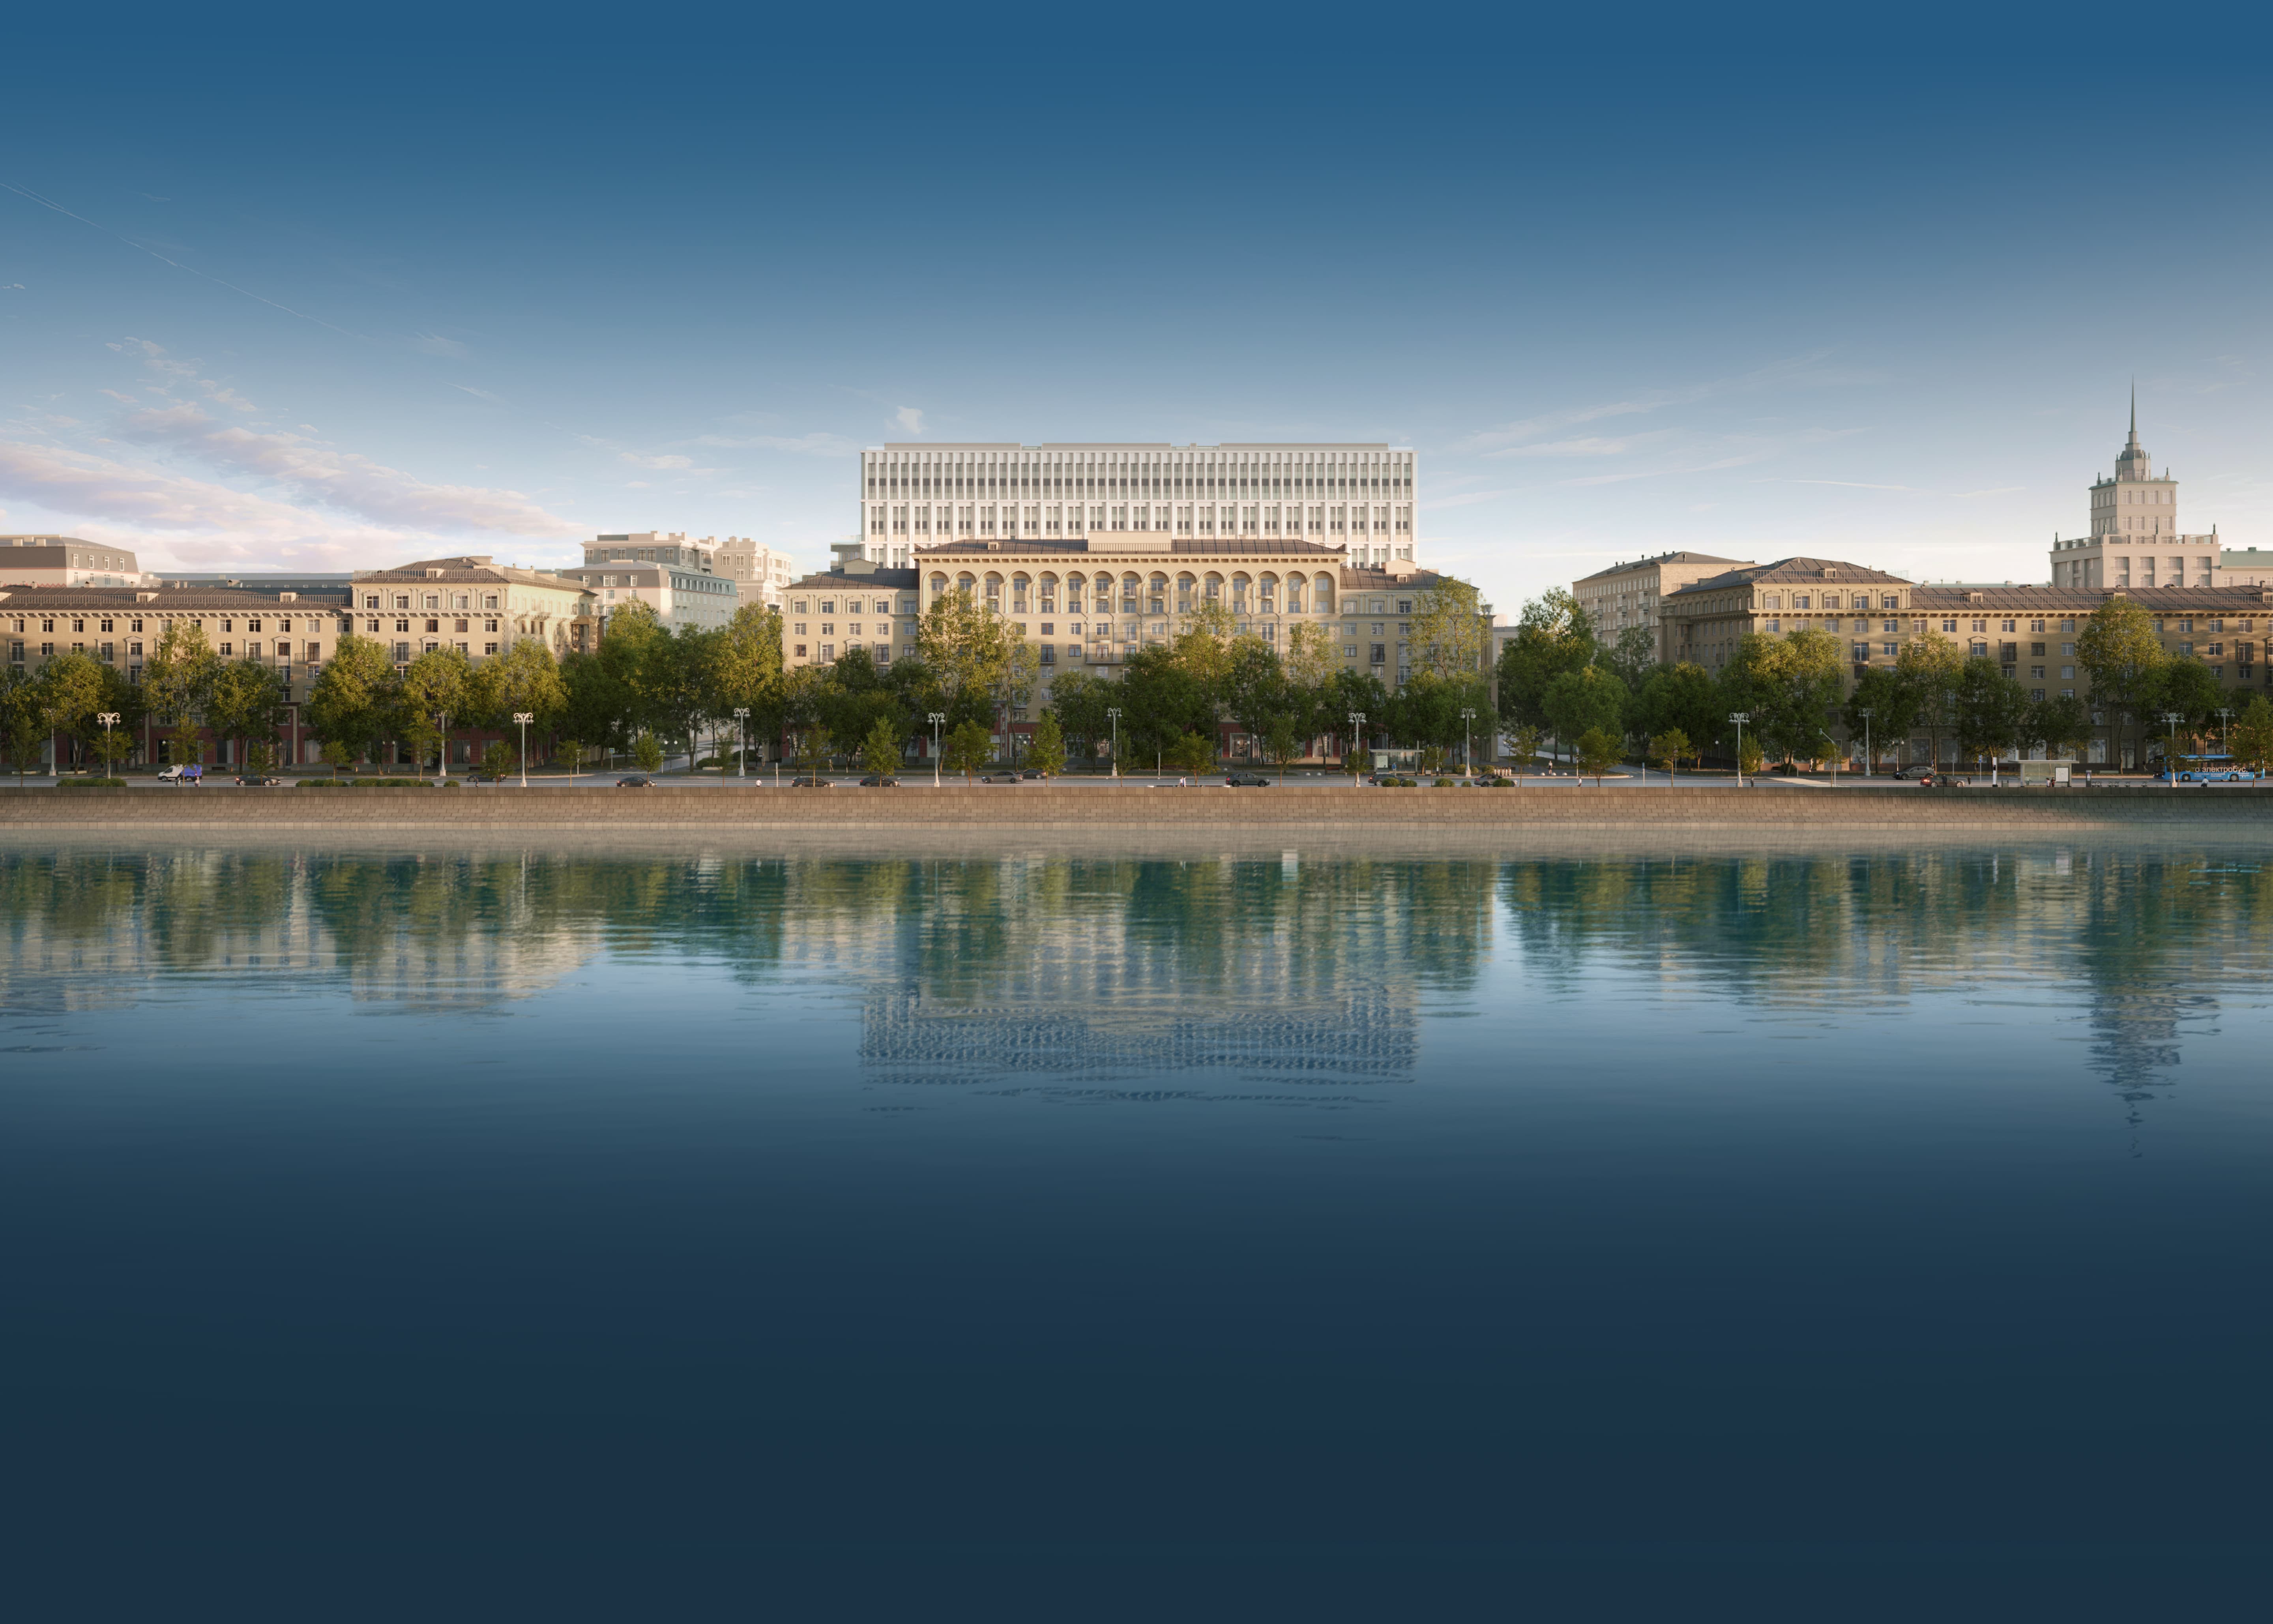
[
  {"x1": 1223, "y1": 771, "x2": 1272, "y2": 786},
  {"x1": 858, "y1": 775, "x2": 900, "y2": 787},
  {"x1": 616, "y1": 773, "x2": 655, "y2": 788}
]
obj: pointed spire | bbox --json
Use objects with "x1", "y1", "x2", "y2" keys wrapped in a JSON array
[{"x1": 2129, "y1": 380, "x2": 2137, "y2": 442}]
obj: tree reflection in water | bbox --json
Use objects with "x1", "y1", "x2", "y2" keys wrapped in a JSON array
[{"x1": 4, "y1": 846, "x2": 2266, "y2": 1124}]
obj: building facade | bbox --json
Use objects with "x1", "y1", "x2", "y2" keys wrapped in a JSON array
[
  {"x1": 711, "y1": 535, "x2": 795, "y2": 610},
  {"x1": 3, "y1": 582, "x2": 352, "y2": 766},
  {"x1": 1, "y1": 536, "x2": 146, "y2": 587},
  {"x1": 2048, "y1": 408, "x2": 2226, "y2": 589},
  {"x1": 1573, "y1": 550, "x2": 1755, "y2": 664},
  {"x1": 856, "y1": 442, "x2": 1419, "y2": 570},
  {"x1": 348, "y1": 556, "x2": 594, "y2": 667}
]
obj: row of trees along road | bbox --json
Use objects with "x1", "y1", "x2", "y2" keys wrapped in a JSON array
[{"x1": 1495, "y1": 588, "x2": 2273, "y2": 773}]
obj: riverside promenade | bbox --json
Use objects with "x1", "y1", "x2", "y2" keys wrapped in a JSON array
[{"x1": 4, "y1": 784, "x2": 2270, "y2": 832}]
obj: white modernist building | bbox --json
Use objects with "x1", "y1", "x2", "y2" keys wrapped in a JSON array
[{"x1": 854, "y1": 442, "x2": 1418, "y2": 571}]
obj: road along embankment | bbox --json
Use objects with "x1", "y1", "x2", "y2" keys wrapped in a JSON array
[{"x1": 4, "y1": 785, "x2": 2271, "y2": 834}]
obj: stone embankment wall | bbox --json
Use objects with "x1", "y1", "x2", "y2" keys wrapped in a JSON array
[{"x1": 3, "y1": 786, "x2": 2270, "y2": 831}]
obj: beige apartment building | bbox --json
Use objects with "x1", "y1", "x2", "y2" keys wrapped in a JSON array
[
  {"x1": 3, "y1": 581, "x2": 353, "y2": 767},
  {"x1": 1, "y1": 535, "x2": 147, "y2": 587},
  {"x1": 348, "y1": 556, "x2": 594, "y2": 666},
  {"x1": 782, "y1": 534, "x2": 1485, "y2": 752},
  {"x1": 712, "y1": 536, "x2": 796, "y2": 609},
  {"x1": 1572, "y1": 550, "x2": 1754, "y2": 663}
]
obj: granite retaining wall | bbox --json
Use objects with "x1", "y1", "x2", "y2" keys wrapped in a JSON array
[{"x1": 4, "y1": 785, "x2": 2271, "y2": 832}]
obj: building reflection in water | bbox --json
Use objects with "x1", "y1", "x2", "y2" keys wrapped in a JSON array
[{"x1": 4, "y1": 847, "x2": 2267, "y2": 1131}]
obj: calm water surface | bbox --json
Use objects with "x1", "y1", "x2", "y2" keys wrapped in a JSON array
[{"x1": 5, "y1": 841, "x2": 2271, "y2": 1614}]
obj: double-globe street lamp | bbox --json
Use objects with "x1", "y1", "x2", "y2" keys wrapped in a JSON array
[
  {"x1": 1459, "y1": 707, "x2": 1477, "y2": 779},
  {"x1": 1729, "y1": 711, "x2": 1751, "y2": 787},
  {"x1": 1857, "y1": 707, "x2": 1873, "y2": 780},
  {"x1": 732, "y1": 707, "x2": 750, "y2": 779},
  {"x1": 2161, "y1": 711, "x2": 2185, "y2": 787},
  {"x1": 97, "y1": 711, "x2": 119, "y2": 779},
  {"x1": 1107, "y1": 707, "x2": 1123, "y2": 780},
  {"x1": 513, "y1": 713, "x2": 533, "y2": 788},
  {"x1": 929, "y1": 712, "x2": 946, "y2": 787},
  {"x1": 1347, "y1": 710, "x2": 1367, "y2": 781}
]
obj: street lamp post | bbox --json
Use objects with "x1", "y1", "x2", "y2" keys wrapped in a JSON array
[
  {"x1": 2160, "y1": 711, "x2": 2183, "y2": 787},
  {"x1": 1107, "y1": 707, "x2": 1123, "y2": 780},
  {"x1": 1858, "y1": 708, "x2": 1873, "y2": 778},
  {"x1": 513, "y1": 713, "x2": 533, "y2": 788},
  {"x1": 1347, "y1": 711, "x2": 1367, "y2": 782},
  {"x1": 97, "y1": 711, "x2": 118, "y2": 779},
  {"x1": 2216, "y1": 706, "x2": 2234, "y2": 760},
  {"x1": 1459, "y1": 707, "x2": 1476, "y2": 779},
  {"x1": 929, "y1": 712, "x2": 946, "y2": 787},
  {"x1": 1729, "y1": 711, "x2": 1751, "y2": 787},
  {"x1": 732, "y1": 707, "x2": 749, "y2": 779}
]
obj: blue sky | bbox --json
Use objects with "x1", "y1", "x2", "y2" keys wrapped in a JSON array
[{"x1": 6, "y1": 3, "x2": 2272, "y2": 614}]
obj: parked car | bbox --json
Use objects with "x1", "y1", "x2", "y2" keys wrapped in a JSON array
[
  {"x1": 234, "y1": 774, "x2": 284, "y2": 787},
  {"x1": 616, "y1": 773, "x2": 655, "y2": 788},
  {"x1": 858, "y1": 775, "x2": 899, "y2": 787},
  {"x1": 1223, "y1": 771, "x2": 1272, "y2": 786},
  {"x1": 789, "y1": 776, "x2": 832, "y2": 788},
  {"x1": 1892, "y1": 765, "x2": 1936, "y2": 780},
  {"x1": 157, "y1": 764, "x2": 203, "y2": 786},
  {"x1": 1020, "y1": 769, "x2": 1045, "y2": 780},
  {"x1": 980, "y1": 771, "x2": 1023, "y2": 784}
]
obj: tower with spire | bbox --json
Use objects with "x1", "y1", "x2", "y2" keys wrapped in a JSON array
[{"x1": 2051, "y1": 395, "x2": 2223, "y2": 588}]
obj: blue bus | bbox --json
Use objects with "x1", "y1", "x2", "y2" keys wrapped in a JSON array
[{"x1": 2155, "y1": 754, "x2": 2260, "y2": 783}]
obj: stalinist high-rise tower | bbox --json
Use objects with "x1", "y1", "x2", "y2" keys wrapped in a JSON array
[{"x1": 2050, "y1": 395, "x2": 2222, "y2": 589}]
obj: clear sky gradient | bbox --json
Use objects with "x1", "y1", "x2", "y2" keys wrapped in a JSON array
[{"x1": 6, "y1": 3, "x2": 2271, "y2": 614}]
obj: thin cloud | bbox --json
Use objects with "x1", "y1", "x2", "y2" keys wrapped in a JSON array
[
  {"x1": 122, "y1": 404, "x2": 574, "y2": 534},
  {"x1": 1460, "y1": 351, "x2": 1874, "y2": 457},
  {"x1": 695, "y1": 431, "x2": 859, "y2": 456},
  {"x1": 99, "y1": 389, "x2": 139, "y2": 404},
  {"x1": 1488, "y1": 435, "x2": 1652, "y2": 460},
  {"x1": 895, "y1": 406, "x2": 926, "y2": 435},
  {"x1": 412, "y1": 332, "x2": 470, "y2": 357},
  {"x1": 451, "y1": 384, "x2": 502, "y2": 402}
]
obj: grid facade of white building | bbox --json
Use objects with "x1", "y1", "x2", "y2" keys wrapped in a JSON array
[{"x1": 856, "y1": 442, "x2": 1417, "y2": 570}]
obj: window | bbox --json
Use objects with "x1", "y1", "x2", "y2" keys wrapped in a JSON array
[
  {"x1": 793, "y1": 644, "x2": 807, "y2": 659},
  {"x1": 1942, "y1": 619, "x2": 1958, "y2": 633},
  {"x1": 1369, "y1": 643, "x2": 1386, "y2": 665}
]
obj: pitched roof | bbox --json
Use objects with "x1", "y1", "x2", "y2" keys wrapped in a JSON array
[
  {"x1": 1666, "y1": 556, "x2": 1912, "y2": 596},
  {"x1": 783, "y1": 567, "x2": 921, "y2": 593},
  {"x1": 1911, "y1": 584, "x2": 2273, "y2": 611},
  {"x1": 352, "y1": 556, "x2": 588, "y2": 590},
  {"x1": 1575, "y1": 551, "x2": 1752, "y2": 582},
  {"x1": 0, "y1": 584, "x2": 345, "y2": 611}
]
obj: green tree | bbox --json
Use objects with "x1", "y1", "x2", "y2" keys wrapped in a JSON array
[
  {"x1": 1164, "y1": 731, "x2": 1215, "y2": 775},
  {"x1": 2029, "y1": 694, "x2": 2095, "y2": 761},
  {"x1": 90, "y1": 723, "x2": 135, "y2": 777},
  {"x1": 710, "y1": 603, "x2": 785, "y2": 767},
  {"x1": 35, "y1": 652, "x2": 111, "y2": 770},
  {"x1": 143, "y1": 618, "x2": 219, "y2": 735},
  {"x1": 633, "y1": 730, "x2": 665, "y2": 773},
  {"x1": 305, "y1": 632, "x2": 398, "y2": 767},
  {"x1": 1630, "y1": 662, "x2": 1720, "y2": 762},
  {"x1": 859, "y1": 715, "x2": 901, "y2": 778},
  {"x1": 1605, "y1": 625, "x2": 1659, "y2": 692},
  {"x1": 555, "y1": 738, "x2": 587, "y2": 780},
  {"x1": 1575, "y1": 726, "x2": 1622, "y2": 786},
  {"x1": 399, "y1": 646, "x2": 473, "y2": 775},
  {"x1": 1954, "y1": 657, "x2": 2032, "y2": 770},
  {"x1": 319, "y1": 738, "x2": 354, "y2": 780},
  {"x1": 1404, "y1": 576, "x2": 1488, "y2": 685},
  {"x1": 1224, "y1": 638, "x2": 1289, "y2": 759},
  {"x1": 1043, "y1": 669, "x2": 1108, "y2": 765},
  {"x1": 1896, "y1": 629, "x2": 1965, "y2": 769},
  {"x1": 169, "y1": 720, "x2": 206, "y2": 769},
  {"x1": 241, "y1": 740, "x2": 277, "y2": 778},
  {"x1": 1542, "y1": 665, "x2": 1628, "y2": 760},
  {"x1": 2, "y1": 669, "x2": 49, "y2": 783},
  {"x1": 2151, "y1": 658, "x2": 2223, "y2": 750},
  {"x1": 1263, "y1": 715, "x2": 1303, "y2": 782},
  {"x1": 1724, "y1": 627, "x2": 1842, "y2": 764},
  {"x1": 1494, "y1": 588, "x2": 1595, "y2": 734},
  {"x1": 916, "y1": 590, "x2": 1017, "y2": 725},
  {"x1": 466, "y1": 637, "x2": 569, "y2": 739},
  {"x1": 1027, "y1": 712, "x2": 1066, "y2": 777},
  {"x1": 1506, "y1": 723, "x2": 1543, "y2": 784},
  {"x1": 1117, "y1": 645, "x2": 1218, "y2": 765},
  {"x1": 1648, "y1": 728, "x2": 1692, "y2": 784},
  {"x1": 1842, "y1": 664, "x2": 1918, "y2": 772},
  {"x1": 481, "y1": 740, "x2": 516, "y2": 780},
  {"x1": 205, "y1": 657, "x2": 289, "y2": 772},
  {"x1": 2075, "y1": 597, "x2": 2166, "y2": 769},
  {"x1": 942, "y1": 718, "x2": 991, "y2": 780},
  {"x1": 1345, "y1": 744, "x2": 1373, "y2": 780},
  {"x1": 2228, "y1": 695, "x2": 2273, "y2": 777}
]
